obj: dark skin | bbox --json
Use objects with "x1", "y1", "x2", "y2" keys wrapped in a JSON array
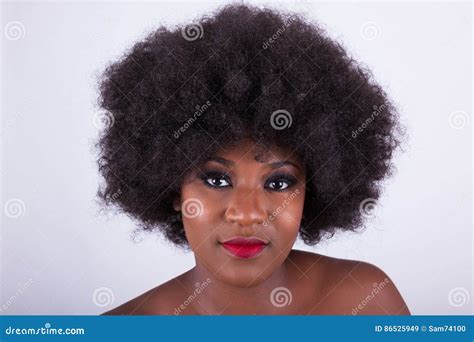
[{"x1": 104, "y1": 139, "x2": 410, "y2": 315}]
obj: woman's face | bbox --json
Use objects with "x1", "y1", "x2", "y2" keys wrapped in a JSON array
[{"x1": 174, "y1": 139, "x2": 306, "y2": 287}]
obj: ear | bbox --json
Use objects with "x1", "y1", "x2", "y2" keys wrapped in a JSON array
[{"x1": 172, "y1": 195, "x2": 181, "y2": 212}]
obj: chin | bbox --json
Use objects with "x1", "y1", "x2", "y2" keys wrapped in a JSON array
[{"x1": 215, "y1": 266, "x2": 274, "y2": 288}]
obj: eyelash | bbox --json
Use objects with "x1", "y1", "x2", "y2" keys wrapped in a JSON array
[{"x1": 199, "y1": 170, "x2": 298, "y2": 192}]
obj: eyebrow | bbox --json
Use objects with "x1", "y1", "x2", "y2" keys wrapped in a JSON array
[{"x1": 206, "y1": 157, "x2": 302, "y2": 172}]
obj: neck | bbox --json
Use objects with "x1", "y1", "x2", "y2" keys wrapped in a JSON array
[{"x1": 186, "y1": 256, "x2": 292, "y2": 315}]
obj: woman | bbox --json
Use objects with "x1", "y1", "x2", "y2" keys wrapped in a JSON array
[{"x1": 97, "y1": 3, "x2": 409, "y2": 315}]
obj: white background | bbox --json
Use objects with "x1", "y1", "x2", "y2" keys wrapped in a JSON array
[{"x1": 1, "y1": 0, "x2": 472, "y2": 315}]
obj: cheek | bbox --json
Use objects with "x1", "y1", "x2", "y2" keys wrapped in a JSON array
[
  {"x1": 180, "y1": 187, "x2": 220, "y2": 249},
  {"x1": 267, "y1": 189, "x2": 305, "y2": 244}
]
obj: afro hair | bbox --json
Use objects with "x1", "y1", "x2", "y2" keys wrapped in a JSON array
[{"x1": 95, "y1": 3, "x2": 404, "y2": 247}]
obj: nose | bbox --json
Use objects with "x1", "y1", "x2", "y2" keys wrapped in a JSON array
[{"x1": 224, "y1": 186, "x2": 267, "y2": 227}]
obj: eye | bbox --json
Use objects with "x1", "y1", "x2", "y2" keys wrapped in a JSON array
[
  {"x1": 199, "y1": 171, "x2": 298, "y2": 191},
  {"x1": 266, "y1": 179, "x2": 289, "y2": 191},
  {"x1": 265, "y1": 174, "x2": 297, "y2": 191},
  {"x1": 201, "y1": 171, "x2": 232, "y2": 188}
]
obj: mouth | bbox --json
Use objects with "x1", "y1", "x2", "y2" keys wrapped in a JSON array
[{"x1": 219, "y1": 237, "x2": 269, "y2": 259}]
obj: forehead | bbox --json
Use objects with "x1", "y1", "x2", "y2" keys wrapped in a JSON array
[{"x1": 212, "y1": 139, "x2": 301, "y2": 165}]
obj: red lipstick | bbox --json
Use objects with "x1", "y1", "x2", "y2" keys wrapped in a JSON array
[{"x1": 220, "y1": 237, "x2": 268, "y2": 259}]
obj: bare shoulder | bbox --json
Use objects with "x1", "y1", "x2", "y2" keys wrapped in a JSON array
[
  {"x1": 101, "y1": 272, "x2": 191, "y2": 316},
  {"x1": 288, "y1": 249, "x2": 411, "y2": 315}
]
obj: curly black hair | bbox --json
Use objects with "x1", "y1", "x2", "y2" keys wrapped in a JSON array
[{"x1": 95, "y1": 3, "x2": 404, "y2": 247}]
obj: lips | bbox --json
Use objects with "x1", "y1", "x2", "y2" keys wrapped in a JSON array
[{"x1": 220, "y1": 237, "x2": 268, "y2": 259}]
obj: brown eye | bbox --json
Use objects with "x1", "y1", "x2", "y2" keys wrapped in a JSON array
[
  {"x1": 207, "y1": 176, "x2": 230, "y2": 187},
  {"x1": 267, "y1": 180, "x2": 289, "y2": 191},
  {"x1": 200, "y1": 171, "x2": 232, "y2": 189},
  {"x1": 265, "y1": 174, "x2": 297, "y2": 191}
]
